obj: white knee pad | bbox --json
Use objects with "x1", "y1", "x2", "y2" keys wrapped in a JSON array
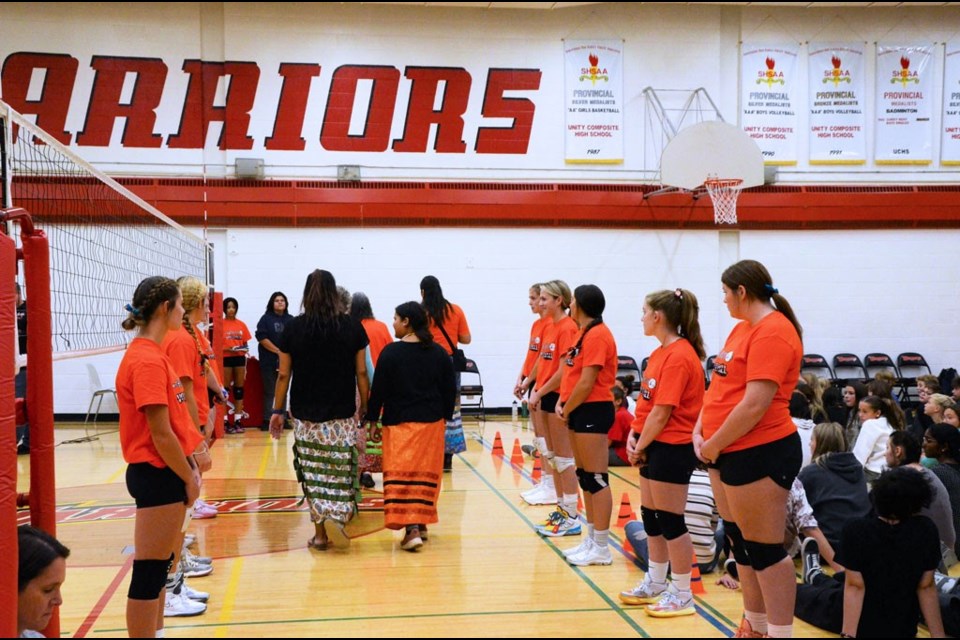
[
  {"x1": 543, "y1": 450, "x2": 557, "y2": 470},
  {"x1": 534, "y1": 437, "x2": 548, "y2": 457},
  {"x1": 554, "y1": 456, "x2": 575, "y2": 473}
]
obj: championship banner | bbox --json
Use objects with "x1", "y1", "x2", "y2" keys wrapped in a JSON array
[
  {"x1": 808, "y1": 43, "x2": 866, "y2": 165},
  {"x1": 741, "y1": 44, "x2": 800, "y2": 166},
  {"x1": 875, "y1": 44, "x2": 934, "y2": 165},
  {"x1": 563, "y1": 40, "x2": 624, "y2": 164},
  {"x1": 943, "y1": 44, "x2": 960, "y2": 166}
]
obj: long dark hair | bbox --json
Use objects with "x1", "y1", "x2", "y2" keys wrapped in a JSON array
[
  {"x1": 721, "y1": 259, "x2": 803, "y2": 340},
  {"x1": 350, "y1": 292, "x2": 374, "y2": 321},
  {"x1": 18, "y1": 525, "x2": 70, "y2": 591},
  {"x1": 301, "y1": 269, "x2": 343, "y2": 331},
  {"x1": 568, "y1": 284, "x2": 605, "y2": 356},
  {"x1": 645, "y1": 288, "x2": 706, "y2": 360},
  {"x1": 121, "y1": 276, "x2": 180, "y2": 331},
  {"x1": 396, "y1": 301, "x2": 434, "y2": 348},
  {"x1": 889, "y1": 430, "x2": 922, "y2": 466},
  {"x1": 420, "y1": 275, "x2": 452, "y2": 325},
  {"x1": 861, "y1": 395, "x2": 905, "y2": 431},
  {"x1": 265, "y1": 291, "x2": 290, "y2": 316}
]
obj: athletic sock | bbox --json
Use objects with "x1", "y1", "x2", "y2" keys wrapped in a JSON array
[
  {"x1": 766, "y1": 623, "x2": 793, "y2": 638},
  {"x1": 648, "y1": 560, "x2": 669, "y2": 585},
  {"x1": 744, "y1": 611, "x2": 768, "y2": 635},
  {"x1": 594, "y1": 528, "x2": 609, "y2": 548}
]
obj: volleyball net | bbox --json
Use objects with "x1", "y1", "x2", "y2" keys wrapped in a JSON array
[{"x1": 2, "y1": 100, "x2": 209, "y2": 358}]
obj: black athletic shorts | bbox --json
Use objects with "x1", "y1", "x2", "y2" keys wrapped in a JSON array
[
  {"x1": 567, "y1": 401, "x2": 615, "y2": 434},
  {"x1": 713, "y1": 431, "x2": 802, "y2": 490},
  {"x1": 223, "y1": 355, "x2": 246, "y2": 368},
  {"x1": 126, "y1": 462, "x2": 187, "y2": 508},
  {"x1": 540, "y1": 391, "x2": 560, "y2": 413},
  {"x1": 639, "y1": 440, "x2": 698, "y2": 485}
]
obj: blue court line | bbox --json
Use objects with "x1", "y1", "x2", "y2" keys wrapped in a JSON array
[{"x1": 476, "y1": 434, "x2": 734, "y2": 637}]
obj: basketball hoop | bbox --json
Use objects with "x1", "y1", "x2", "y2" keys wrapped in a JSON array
[{"x1": 704, "y1": 177, "x2": 743, "y2": 225}]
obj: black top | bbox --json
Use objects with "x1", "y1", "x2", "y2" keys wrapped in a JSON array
[
  {"x1": 836, "y1": 514, "x2": 940, "y2": 638},
  {"x1": 17, "y1": 301, "x2": 26, "y2": 354},
  {"x1": 364, "y1": 341, "x2": 456, "y2": 426},
  {"x1": 797, "y1": 452, "x2": 872, "y2": 552},
  {"x1": 277, "y1": 314, "x2": 368, "y2": 423},
  {"x1": 930, "y1": 462, "x2": 960, "y2": 556},
  {"x1": 255, "y1": 311, "x2": 293, "y2": 370}
]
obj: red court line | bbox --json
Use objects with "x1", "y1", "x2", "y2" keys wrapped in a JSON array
[{"x1": 73, "y1": 553, "x2": 133, "y2": 638}]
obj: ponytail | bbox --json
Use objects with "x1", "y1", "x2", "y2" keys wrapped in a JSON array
[
  {"x1": 862, "y1": 394, "x2": 905, "y2": 432},
  {"x1": 396, "y1": 301, "x2": 434, "y2": 348},
  {"x1": 645, "y1": 288, "x2": 706, "y2": 360},
  {"x1": 721, "y1": 260, "x2": 803, "y2": 341},
  {"x1": 568, "y1": 284, "x2": 606, "y2": 356}
]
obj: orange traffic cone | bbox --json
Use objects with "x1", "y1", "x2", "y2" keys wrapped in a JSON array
[
  {"x1": 491, "y1": 432, "x2": 504, "y2": 455},
  {"x1": 690, "y1": 552, "x2": 706, "y2": 594},
  {"x1": 510, "y1": 439, "x2": 524, "y2": 466},
  {"x1": 531, "y1": 452, "x2": 542, "y2": 482},
  {"x1": 577, "y1": 492, "x2": 584, "y2": 513},
  {"x1": 616, "y1": 492, "x2": 635, "y2": 528}
]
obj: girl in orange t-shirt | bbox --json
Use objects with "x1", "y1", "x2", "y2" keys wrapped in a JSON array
[
  {"x1": 517, "y1": 283, "x2": 555, "y2": 506},
  {"x1": 525, "y1": 280, "x2": 580, "y2": 536},
  {"x1": 420, "y1": 275, "x2": 471, "y2": 470},
  {"x1": 556, "y1": 284, "x2": 618, "y2": 566},
  {"x1": 618, "y1": 288, "x2": 706, "y2": 617},
  {"x1": 694, "y1": 260, "x2": 804, "y2": 638},
  {"x1": 221, "y1": 297, "x2": 252, "y2": 430},
  {"x1": 116, "y1": 276, "x2": 203, "y2": 638}
]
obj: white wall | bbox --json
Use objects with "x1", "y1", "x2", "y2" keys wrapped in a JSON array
[{"x1": 51, "y1": 227, "x2": 960, "y2": 413}]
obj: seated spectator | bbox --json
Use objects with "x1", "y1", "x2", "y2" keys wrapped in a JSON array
[
  {"x1": 911, "y1": 375, "x2": 942, "y2": 441},
  {"x1": 853, "y1": 395, "x2": 902, "y2": 484},
  {"x1": 616, "y1": 375, "x2": 635, "y2": 413},
  {"x1": 821, "y1": 385, "x2": 846, "y2": 425},
  {"x1": 607, "y1": 386, "x2": 632, "y2": 467},
  {"x1": 18, "y1": 525, "x2": 70, "y2": 638},
  {"x1": 926, "y1": 394, "x2": 957, "y2": 425},
  {"x1": 790, "y1": 388, "x2": 817, "y2": 468},
  {"x1": 841, "y1": 380, "x2": 868, "y2": 452},
  {"x1": 800, "y1": 374, "x2": 830, "y2": 423},
  {"x1": 924, "y1": 424, "x2": 960, "y2": 559},
  {"x1": 794, "y1": 467, "x2": 944, "y2": 638},
  {"x1": 886, "y1": 431, "x2": 956, "y2": 565},
  {"x1": 944, "y1": 405, "x2": 960, "y2": 428},
  {"x1": 623, "y1": 468, "x2": 722, "y2": 574},
  {"x1": 798, "y1": 422, "x2": 871, "y2": 553},
  {"x1": 952, "y1": 376, "x2": 960, "y2": 404}
]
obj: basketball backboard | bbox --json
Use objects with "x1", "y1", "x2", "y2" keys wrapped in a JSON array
[{"x1": 660, "y1": 121, "x2": 764, "y2": 191}]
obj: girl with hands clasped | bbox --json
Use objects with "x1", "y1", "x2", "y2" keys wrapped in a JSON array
[
  {"x1": 694, "y1": 260, "x2": 804, "y2": 639},
  {"x1": 619, "y1": 288, "x2": 706, "y2": 617},
  {"x1": 116, "y1": 277, "x2": 204, "y2": 638}
]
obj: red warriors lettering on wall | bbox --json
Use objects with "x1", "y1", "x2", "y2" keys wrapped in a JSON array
[{"x1": 1, "y1": 52, "x2": 543, "y2": 155}]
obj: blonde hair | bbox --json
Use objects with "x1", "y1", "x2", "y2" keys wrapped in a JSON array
[
  {"x1": 540, "y1": 280, "x2": 571, "y2": 311},
  {"x1": 176, "y1": 276, "x2": 209, "y2": 373},
  {"x1": 812, "y1": 422, "x2": 846, "y2": 464},
  {"x1": 928, "y1": 393, "x2": 956, "y2": 412}
]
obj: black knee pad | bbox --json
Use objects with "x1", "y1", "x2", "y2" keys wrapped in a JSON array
[
  {"x1": 656, "y1": 509, "x2": 688, "y2": 541},
  {"x1": 128, "y1": 554, "x2": 174, "y2": 600},
  {"x1": 743, "y1": 539, "x2": 788, "y2": 572},
  {"x1": 232, "y1": 385, "x2": 244, "y2": 400},
  {"x1": 724, "y1": 521, "x2": 750, "y2": 566},
  {"x1": 640, "y1": 506, "x2": 662, "y2": 538},
  {"x1": 578, "y1": 470, "x2": 609, "y2": 495},
  {"x1": 575, "y1": 467, "x2": 585, "y2": 484}
]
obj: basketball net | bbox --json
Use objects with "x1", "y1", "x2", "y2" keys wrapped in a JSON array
[{"x1": 704, "y1": 177, "x2": 743, "y2": 225}]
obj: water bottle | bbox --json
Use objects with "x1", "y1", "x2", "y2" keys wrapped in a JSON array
[{"x1": 512, "y1": 400, "x2": 519, "y2": 426}]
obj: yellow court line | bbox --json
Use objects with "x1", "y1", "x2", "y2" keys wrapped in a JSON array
[
  {"x1": 257, "y1": 438, "x2": 273, "y2": 479},
  {"x1": 105, "y1": 465, "x2": 126, "y2": 484},
  {"x1": 214, "y1": 557, "x2": 245, "y2": 638}
]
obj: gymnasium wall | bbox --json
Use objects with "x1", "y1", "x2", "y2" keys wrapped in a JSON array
[{"x1": 52, "y1": 226, "x2": 960, "y2": 414}]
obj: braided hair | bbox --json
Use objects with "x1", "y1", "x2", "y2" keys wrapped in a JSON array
[
  {"x1": 177, "y1": 276, "x2": 210, "y2": 373},
  {"x1": 122, "y1": 276, "x2": 180, "y2": 331}
]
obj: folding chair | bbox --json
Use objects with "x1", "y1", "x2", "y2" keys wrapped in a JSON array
[
  {"x1": 832, "y1": 353, "x2": 868, "y2": 385},
  {"x1": 459, "y1": 358, "x2": 485, "y2": 422},
  {"x1": 617, "y1": 354, "x2": 642, "y2": 399},
  {"x1": 863, "y1": 352, "x2": 903, "y2": 398},
  {"x1": 84, "y1": 363, "x2": 118, "y2": 438},
  {"x1": 897, "y1": 352, "x2": 933, "y2": 406},
  {"x1": 705, "y1": 354, "x2": 717, "y2": 389},
  {"x1": 801, "y1": 354, "x2": 835, "y2": 386}
]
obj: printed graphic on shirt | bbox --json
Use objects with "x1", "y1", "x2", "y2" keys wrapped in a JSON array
[
  {"x1": 173, "y1": 378, "x2": 186, "y2": 404},
  {"x1": 543, "y1": 342, "x2": 556, "y2": 361},
  {"x1": 714, "y1": 350, "x2": 734, "y2": 377},
  {"x1": 529, "y1": 336, "x2": 541, "y2": 352},
  {"x1": 640, "y1": 376, "x2": 656, "y2": 400}
]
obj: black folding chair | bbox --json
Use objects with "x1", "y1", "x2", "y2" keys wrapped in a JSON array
[
  {"x1": 832, "y1": 353, "x2": 868, "y2": 385},
  {"x1": 863, "y1": 352, "x2": 904, "y2": 398},
  {"x1": 801, "y1": 354, "x2": 835, "y2": 386},
  {"x1": 459, "y1": 358, "x2": 485, "y2": 422},
  {"x1": 617, "y1": 355, "x2": 642, "y2": 399},
  {"x1": 897, "y1": 352, "x2": 933, "y2": 405}
]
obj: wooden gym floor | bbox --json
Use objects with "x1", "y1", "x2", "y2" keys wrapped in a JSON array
[{"x1": 17, "y1": 418, "x2": 905, "y2": 638}]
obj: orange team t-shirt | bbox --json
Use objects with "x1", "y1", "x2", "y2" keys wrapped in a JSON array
[
  {"x1": 117, "y1": 337, "x2": 204, "y2": 467},
  {"x1": 535, "y1": 315, "x2": 578, "y2": 391},
  {"x1": 222, "y1": 317, "x2": 252, "y2": 359},
  {"x1": 163, "y1": 326, "x2": 210, "y2": 424},
  {"x1": 559, "y1": 322, "x2": 618, "y2": 404},
  {"x1": 700, "y1": 311, "x2": 802, "y2": 453},
  {"x1": 631, "y1": 339, "x2": 705, "y2": 445},
  {"x1": 429, "y1": 303, "x2": 470, "y2": 356},
  {"x1": 362, "y1": 318, "x2": 394, "y2": 367},
  {"x1": 522, "y1": 317, "x2": 547, "y2": 377}
]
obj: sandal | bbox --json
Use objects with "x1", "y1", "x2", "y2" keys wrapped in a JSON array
[{"x1": 307, "y1": 536, "x2": 329, "y2": 551}]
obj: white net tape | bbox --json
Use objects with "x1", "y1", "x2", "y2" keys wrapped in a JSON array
[{"x1": 704, "y1": 178, "x2": 743, "y2": 225}]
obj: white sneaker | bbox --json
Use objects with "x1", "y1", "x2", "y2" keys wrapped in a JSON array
[
  {"x1": 183, "y1": 549, "x2": 212, "y2": 566},
  {"x1": 182, "y1": 554, "x2": 213, "y2": 578},
  {"x1": 163, "y1": 592, "x2": 206, "y2": 617},
  {"x1": 619, "y1": 577, "x2": 668, "y2": 605},
  {"x1": 181, "y1": 580, "x2": 209, "y2": 603},
  {"x1": 521, "y1": 482, "x2": 557, "y2": 506},
  {"x1": 563, "y1": 537, "x2": 595, "y2": 558},
  {"x1": 536, "y1": 513, "x2": 582, "y2": 537},
  {"x1": 645, "y1": 589, "x2": 695, "y2": 617},
  {"x1": 184, "y1": 533, "x2": 197, "y2": 546},
  {"x1": 567, "y1": 541, "x2": 613, "y2": 566}
]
